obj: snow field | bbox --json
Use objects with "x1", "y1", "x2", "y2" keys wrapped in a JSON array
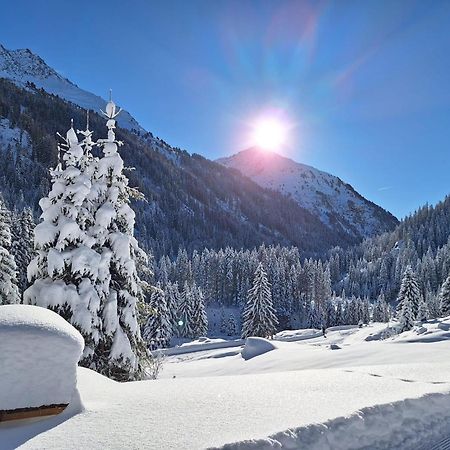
[{"x1": 3, "y1": 320, "x2": 450, "y2": 449}]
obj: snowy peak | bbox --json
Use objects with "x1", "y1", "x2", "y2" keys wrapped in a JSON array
[
  {"x1": 0, "y1": 44, "x2": 144, "y2": 134},
  {"x1": 0, "y1": 45, "x2": 60, "y2": 81},
  {"x1": 217, "y1": 147, "x2": 398, "y2": 239}
]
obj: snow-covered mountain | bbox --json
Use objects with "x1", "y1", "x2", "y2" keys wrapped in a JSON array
[
  {"x1": 217, "y1": 147, "x2": 398, "y2": 240},
  {"x1": 0, "y1": 44, "x2": 398, "y2": 256},
  {"x1": 0, "y1": 44, "x2": 144, "y2": 134}
]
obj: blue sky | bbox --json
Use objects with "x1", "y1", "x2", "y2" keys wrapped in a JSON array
[{"x1": 2, "y1": 0, "x2": 450, "y2": 218}]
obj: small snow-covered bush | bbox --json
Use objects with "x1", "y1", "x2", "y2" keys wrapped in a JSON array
[{"x1": 0, "y1": 304, "x2": 84, "y2": 411}]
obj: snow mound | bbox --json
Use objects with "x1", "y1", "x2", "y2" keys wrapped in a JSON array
[
  {"x1": 241, "y1": 337, "x2": 277, "y2": 360},
  {"x1": 393, "y1": 318, "x2": 450, "y2": 343},
  {"x1": 0, "y1": 305, "x2": 84, "y2": 410}
]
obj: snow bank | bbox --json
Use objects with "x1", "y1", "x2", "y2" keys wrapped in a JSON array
[
  {"x1": 158, "y1": 338, "x2": 244, "y2": 356},
  {"x1": 214, "y1": 391, "x2": 450, "y2": 450},
  {"x1": 0, "y1": 305, "x2": 84, "y2": 411},
  {"x1": 241, "y1": 337, "x2": 277, "y2": 360},
  {"x1": 274, "y1": 328, "x2": 322, "y2": 342}
]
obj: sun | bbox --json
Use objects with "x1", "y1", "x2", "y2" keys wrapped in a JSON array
[{"x1": 252, "y1": 118, "x2": 288, "y2": 151}]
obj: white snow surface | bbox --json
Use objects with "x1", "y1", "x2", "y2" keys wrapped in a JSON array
[
  {"x1": 0, "y1": 305, "x2": 84, "y2": 411},
  {"x1": 3, "y1": 320, "x2": 450, "y2": 449},
  {"x1": 217, "y1": 148, "x2": 398, "y2": 239}
]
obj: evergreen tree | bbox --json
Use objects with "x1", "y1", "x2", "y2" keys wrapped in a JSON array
[
  {"x1": 416, "y1": 297, "x2": 429, "y2": 322},
  {"x1": 92, "y1": 98, "x2": 148, "y2": 381},
  {"x1": 324, "y1": 298, "x2": 335, "y2": 327},
  {"x1": 191, "y1": 283, "x2": 208, "y2": 337},
  {"x1": 219, "y1": 307, "x2": 227, "y2": 334},
  {"x1": 225, "y1": 313, "x2": 237, "y2": 336},
  {"x1": 142, "y1": 284, "x2": 172, "y2": 349},
  {"x1": 241, "y1": 263, "x2": 278, "y2": 338},
  {"x1": 439, "y1": 274, "x2": 450, "y2": 316},
  {"x1": 396, "y1": 266, "x2": 421, "y2": 319},
  {"x1": 165, "y1": 281, "x2": 181, "y2": 336},
  {"x1": 335, "y1": 299, "x2": 343, "y2": 325},
  {"x1": 178, "y1": 281, "x2": 195, "y2": 338},
  {"x1": 399, "y1": 296, "x2": 415, "y2": 332},
  {"x1": 373, "y1": 293, "x2": 390, "y2": 322},
  {"x1": 0, "y1": 199, "x2": 20, "y2": 305},
  {"x1": 24, "y1": 121, "x2": 101, "y2": 364},
  {"x1": 11, "y1": 207, "x2": 34, "y2": 295}
]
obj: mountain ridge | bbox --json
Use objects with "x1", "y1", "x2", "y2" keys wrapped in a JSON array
[{"x1": 217, "y1": 147, "x2": 398, "y2": 241}]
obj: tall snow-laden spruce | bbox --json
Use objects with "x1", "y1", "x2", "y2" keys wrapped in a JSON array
[
  {"x1": 241, "y1": 263, "x2": 278, "y2": 338},
  {"x1": 191, "y1": 282, "x2": 208, "y2": 337},
  {"x1": 11, "y1": 207, "x2": 35, "y2": 296},
  {"x1": 178, "y1": 281, "x2": 195, "y2": 338},
  {"x1": 142, "y1": 284, "x2": 172, "y2": 350},
  {"x1": 0, "y1": 199, "x2": 20, "y2": 304},
  {"x1": 165, "y1": 281, "x2": 181, "y2": 336},
  {"x1": 399, "y1": 296, "x2": 415, "y2": 332},
  {"x1": 416, "y1": 296, "x2": 429, "y2": 322},
  {"x1": 373, "y1": 292, "x2": 390, "y2": 322},
  {"x1": 398, "y1": 267, "x2": 421, "y2": 331},
  {"x1": 396, "y1": 266, "x2": 421, "y2": 319},
  {"x1": 24, "y1": 120, "x2": 101, "y2": 365},
  {"x1": 92, "y1": 96, "x2": 148, "y2": 381},
  {"x1": 439, "y1": 274, "x2": 450, "y2": 316}
]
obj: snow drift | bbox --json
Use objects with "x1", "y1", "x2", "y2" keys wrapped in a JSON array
[
  {"x1": 0, "y1": 305, "x2": 84, "y2": 411},
  {"x1": 241, "y1": 337, "x2": 277, "y2": 360},
  {"x1": 213, "y1": 391, "x2": 450, "y2": 450}
]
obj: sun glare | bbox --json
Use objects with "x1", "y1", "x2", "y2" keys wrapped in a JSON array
[{"x1": 252, "y1": 118, "x2": 288, "y2": 151}]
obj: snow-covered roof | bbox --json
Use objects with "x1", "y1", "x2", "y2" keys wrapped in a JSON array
[{"x1": 0, "y1": 305, "x2": 84, "y2": 411}]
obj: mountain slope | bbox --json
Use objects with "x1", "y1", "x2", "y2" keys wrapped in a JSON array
[
  {"x1": 217, "y1": 148, "x2": 398, "y2": 240},
  {"x1": 0, "y1": 44, "x2": 397, "y2": 257},
  {"x1": 0, "y1": 44, "x2": 143, "y2": 134}
]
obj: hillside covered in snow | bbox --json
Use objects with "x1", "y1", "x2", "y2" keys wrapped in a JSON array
[{"x1": 217, "y1": 148, "x2": 398, "y2": 241}]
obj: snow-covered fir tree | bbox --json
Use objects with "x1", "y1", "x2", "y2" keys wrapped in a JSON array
[
  {"x1": 225, "y1": 313, "x2": 237, "y2": 336},
  {"x1": 165, "y1": 281, "x2": 181, "y2": 336},
  {"x1": 373, "y1": 293, "x2": 390, "y2": 322},
  {"x1": 219, "y1": 307, "x2": 227, "y2": 335},
  {"x1": 91, "y1": 96, "x2": 148, "y2": 381},
  {"x1": 439, "y1": 274, "x2": 450, "y2": 316},
  {"x1": 24, "y1": 121, "x2": 101, "y2": 366},
  {"x1": 399, "y1": 296, "x2": 415, "y2": 332},
  {"x1": 190, "y1": 283, "x2": 208, "y2": 337},
  {"x1": 398, "y1": 268, "x2": 421, "y2": 331},
  {"x1": 142, "y1": 284, "x2": 172, "y2": 350},
  {"x1": 416, "y1": 297, "x2": 429, "y2": 322},
  {"x1": 241, "y1": 263, "x2": 278, "y2": 338},
  {"x1": 178, "y1": 281, "x2": 195, "y2": 338},
  {"x1": 0, "y1": 199, "x2": 20, "y2": 305},
  {"x1": 11, "y1": 207, "x2": 34, "y2": 296},
  {"x1": 425, "y1": 288, "x2": 440, "y2": 319},
  {"x1": 396, "y1": 266, "x2": 421, "y2": 319}
]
